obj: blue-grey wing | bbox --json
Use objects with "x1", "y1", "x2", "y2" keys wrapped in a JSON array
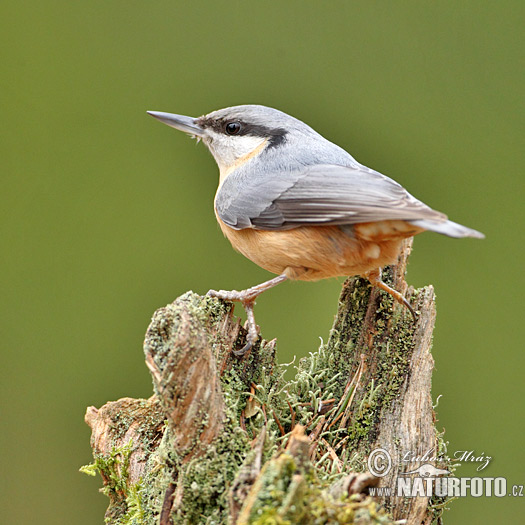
[{"x1": 215, "y1": 163, "x2": 446, "y2": 230}]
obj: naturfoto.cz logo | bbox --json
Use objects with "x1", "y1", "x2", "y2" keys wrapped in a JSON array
[{"x1": 366, "y1": 447, "x2": 523, "y2": 498}]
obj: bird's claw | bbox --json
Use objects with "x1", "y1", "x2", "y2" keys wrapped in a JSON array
[
  {"x1": 206, "y1": 275, "x2": 288, "y2": 356},
  {"x1": 207, "y1": 288, "x2": 258, "y2": 303},
  {"x1": 232, "y1": 300, "x2": 259, "y2": 356}
]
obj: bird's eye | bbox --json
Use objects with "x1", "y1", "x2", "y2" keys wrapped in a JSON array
[{"x1": 225, "y1": 121, "x2": 241, "y2": 135}]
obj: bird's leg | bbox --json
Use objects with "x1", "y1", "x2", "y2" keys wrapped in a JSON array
[
  {"x1": 208, "y1": 274, "x2": 288, "y2": 304},
  {"x1": 207, "y1": 274, "x2": 288, "y2": 355},
  {"x1": 363, "y1": 268, "x2": 416, "y2": 321}
]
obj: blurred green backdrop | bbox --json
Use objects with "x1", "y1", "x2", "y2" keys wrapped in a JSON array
[{"x1": 1, "y1": 1, "x2": 523, "y2": 523}]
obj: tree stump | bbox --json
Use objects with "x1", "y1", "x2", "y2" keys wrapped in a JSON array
[{"x1": 83, "y1": 239, "x2": 451, "y2": 524}]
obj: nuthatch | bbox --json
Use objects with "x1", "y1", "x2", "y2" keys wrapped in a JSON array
[{"x1": 148, "y1": 105, "x2": 484, "y2": 354}]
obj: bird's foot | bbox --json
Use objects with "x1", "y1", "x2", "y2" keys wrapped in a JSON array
[
  {"x1": 207, "y1": 287, "x2": 259, "y2": 304},
  {"x1": 235, "y1": 300, "x2": 258, "y2": 356},
  {"x1": 363, "y1": 268, "x2": 417, "y2": 321},
  {"x1": 207, "y1": 274, "x2": 288, "y2": 356},
  {"x1": 206, "y1": 291, "x2": 259, "y2": 356}
]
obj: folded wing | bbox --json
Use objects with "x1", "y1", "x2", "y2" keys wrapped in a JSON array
[{"x1": 216, "y1": 163, "x2": 444, "y2": 227}]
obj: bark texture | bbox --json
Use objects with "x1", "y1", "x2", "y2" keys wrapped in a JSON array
[{"x1": 83, "y1": 239, "x2": 450, "y2": 524}]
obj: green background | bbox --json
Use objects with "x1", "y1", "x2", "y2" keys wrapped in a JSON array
[{"x1": 1, "y1": 1, "x2": 523, "y2": 523}]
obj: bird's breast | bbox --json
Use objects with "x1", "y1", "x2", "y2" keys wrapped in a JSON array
[{"x1": 214, "y1": 214, "x2": 419, "y2": 280}]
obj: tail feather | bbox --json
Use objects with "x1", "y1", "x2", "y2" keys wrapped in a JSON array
[{"x1": 409, "y1": 219, "x2": 485, "y2": 239}]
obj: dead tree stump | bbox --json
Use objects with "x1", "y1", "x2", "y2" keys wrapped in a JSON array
[{"x1": 83, "y1": 239, "x2": 451, "y2": 524}]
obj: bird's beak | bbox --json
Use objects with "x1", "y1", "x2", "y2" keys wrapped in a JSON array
[{"x1": 147, "y1": 111, "x2": 205, "y2": 138}]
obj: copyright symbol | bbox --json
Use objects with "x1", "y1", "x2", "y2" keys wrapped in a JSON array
[{"x1": 368, "y1": 448, "x2": 392, "y2": 477}]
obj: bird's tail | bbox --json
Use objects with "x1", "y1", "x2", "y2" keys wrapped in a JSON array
[{"x1": 409, "y1": 219, "x2": 485, "y2": 239}]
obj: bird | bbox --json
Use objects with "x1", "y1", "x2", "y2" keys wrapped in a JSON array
[{"x1": 147, "y1": 105, "x2": 484, "y2": 355}]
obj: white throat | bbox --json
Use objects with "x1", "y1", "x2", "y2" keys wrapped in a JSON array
[{"x1": 204, "y1": 132, "x2": 269, "y2": 187}]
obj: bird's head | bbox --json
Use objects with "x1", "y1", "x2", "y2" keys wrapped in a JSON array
[{"x1": 148, "y1": 104, "x2": 325, "y2": 175}]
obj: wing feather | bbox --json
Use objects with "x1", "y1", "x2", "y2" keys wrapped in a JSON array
[{"x1": 216, "y1": 163, "x2": 446, "y2": 230}]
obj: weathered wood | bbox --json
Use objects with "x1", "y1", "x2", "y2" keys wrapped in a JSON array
[
  {"x1": 323, "y1": 239, "x2": 441, "y2": 523},
  {"x1": 83, "y1": 238, "x2": 449, "y2": 524}
]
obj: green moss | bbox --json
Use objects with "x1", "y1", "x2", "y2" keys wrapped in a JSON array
[
  {"x1": 242, "y1": 453, "x2": 305, "y2": 523},
  {"x1": 345, "y1": 383, "x2": 380, "y2": 443},
  {"x1": 80, "y1": 440, "x2": 147, "y2": 524},
  {"x1": 80, "y1": 440, "x2": 133, "y2": 497},
  {"x1": 87, "y1": 273, "x2": 440, "y2": 523},
  {"x1": 240, "y1": 451, "x2": 394, "y2": 524},
  {"x1": 137, "y1": 427, "x2": 180, "y2": 523},
  {"x1": 426, "y1": 429, "x2": 455, "y2": 523},
  {"x1": 171, "y1": 419, "x2": 251, "y2": 524},
  {"x1": 123, "y1": 482, "x2": 147, "y2": 524}
]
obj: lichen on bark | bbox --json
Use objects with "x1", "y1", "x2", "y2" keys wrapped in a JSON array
[{"x1": 83, "y1": 239, "x2": 449, "y2": 524}]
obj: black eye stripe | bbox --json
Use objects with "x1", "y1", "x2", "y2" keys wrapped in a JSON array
[{"x1": 196, "y1": 116, "x2": 287, "y2": 147}]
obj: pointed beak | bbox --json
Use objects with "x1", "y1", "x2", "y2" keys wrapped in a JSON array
[{"x1": 147, "y1": 111, "x2": 205, "y2": 137}]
